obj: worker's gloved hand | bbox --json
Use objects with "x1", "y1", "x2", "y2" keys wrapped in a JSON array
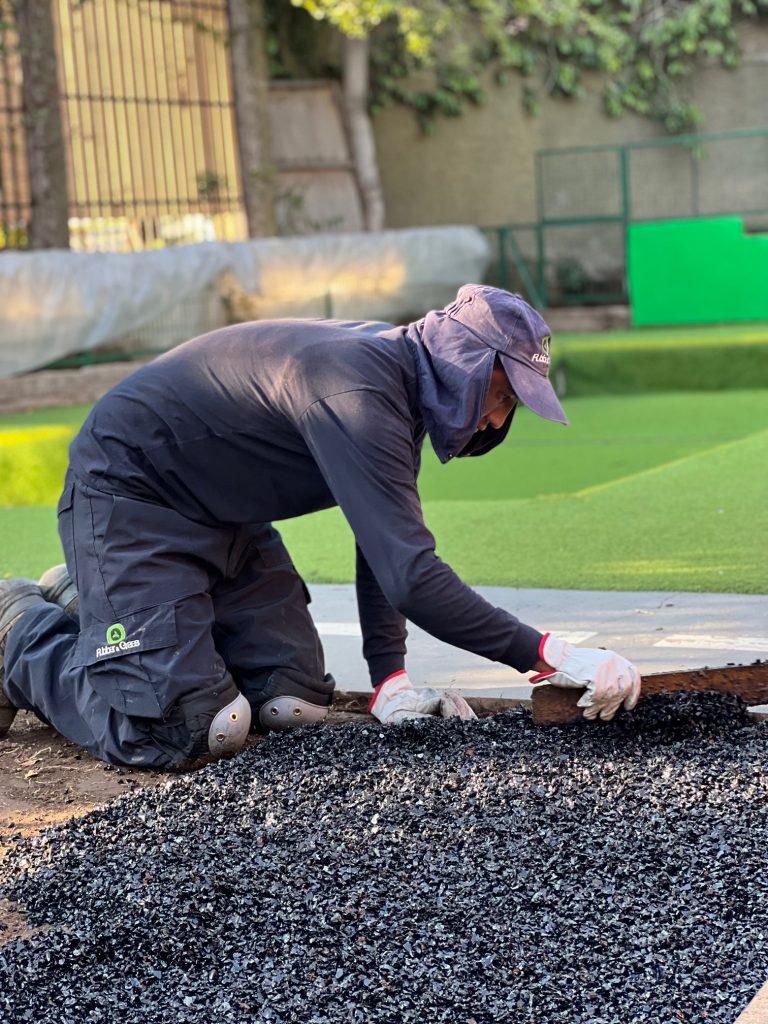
[
  {"x1": 531, "y1": 633, "x2": 641, "y2": 722},
  {"x1": 369, "y1": 671, "x2": 476, "y2": 725}
]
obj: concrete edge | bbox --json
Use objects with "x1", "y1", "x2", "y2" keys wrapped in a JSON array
[
  {"x1": 0, "y1": 360, "x2": 147, "y2": 414},
  {"x1": 735, "y1": 980, "x2": 768, "y2": 1023}
]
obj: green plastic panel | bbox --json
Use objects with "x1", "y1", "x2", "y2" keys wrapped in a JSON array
[{"x1": 628, "y1": 217, "x2": 768, "y2": 326}]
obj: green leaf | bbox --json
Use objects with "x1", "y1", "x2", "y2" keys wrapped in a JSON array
[
  {"x1": 283, "y1": 0, "x2": 763, "y2": 134},
  {"x1": 522, "y1": 85, "x2": 540, "y2": 115}
]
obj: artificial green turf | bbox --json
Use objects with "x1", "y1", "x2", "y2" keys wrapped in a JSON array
[
  {"x1": 274, "y1": 426, "x2": 768, "y2": 593},
  {"x1": 0, "y1": 405, "x2": 89, "y2": 506},
  {"x1": 423, "y1": 429, "x2": 768, "y2": 593},
  {"x1": 561, "y1": 322, "x2": 768, "y2": 347},
  {"x1": 553, "y1": 322, "x2": 768, "y2": 395},
  {"x1": 418, "y1": 390, "x2": 768, "y2": 499},
  {"x1": 3, "y1": 393, "x2": 767, "y2": 506},
  {"x1": 0, "y1": 507, "x2": 64, "y2": 578},
  {"x1": 1, "y1": 392, "x2": 767, "y2": 591},
  {"x1": 0, "y1": 404, "x2": 92, "y2": 430}
]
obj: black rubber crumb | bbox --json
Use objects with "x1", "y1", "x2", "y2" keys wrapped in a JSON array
[{"x1": 1, "y1": 691, "x2": 765, "y2": 1024}]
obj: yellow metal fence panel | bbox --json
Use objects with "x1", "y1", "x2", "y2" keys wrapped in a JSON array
[
  {"x1": 0, "y1": 12, "x2": 30, "y2": 246},
  {"x1": 1, "y1": 0, "x2": 247, "y2": 252}
]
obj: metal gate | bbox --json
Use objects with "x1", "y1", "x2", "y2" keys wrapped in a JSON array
[
  {"x1": 0, "y1": 0, "x2": 27, "y2": 248},
  {"x1": 485, "y1": 128, "x2": 768, "y2": 308},
  {"x1": 535, "y1": 127, "x2": 768, "y2": 305},
  {"x1": 0, "y1": 0, "x2": 247, "y2": 251}
]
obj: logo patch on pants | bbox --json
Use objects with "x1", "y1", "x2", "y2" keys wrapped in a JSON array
[
  {"x1": 96, "y1": 623, "x2": 141, "y2": 659},
  {"x1": 106, "y1": 623, "x2": 126, "y2": 644}
]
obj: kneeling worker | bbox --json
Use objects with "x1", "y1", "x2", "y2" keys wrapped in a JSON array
[{"x1": 0, "y1": 285, "x2": 640, "y2": 769}]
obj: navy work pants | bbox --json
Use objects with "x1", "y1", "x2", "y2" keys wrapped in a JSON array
[{"x1": 5, "y1": 473, "x2": 331, "y2": 768}]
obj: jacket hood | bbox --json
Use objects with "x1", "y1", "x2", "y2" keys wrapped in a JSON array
[{"x1": 403, "y1": 297, "x2": 517, "y2": 464}]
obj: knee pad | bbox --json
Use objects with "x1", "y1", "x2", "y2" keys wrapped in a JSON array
[
  {"x1": 246, "y1": 670, "x2": 335, "y2": 732},
  {"x1": 208, "y1": 692, "x2": 251, "y2": 756}
]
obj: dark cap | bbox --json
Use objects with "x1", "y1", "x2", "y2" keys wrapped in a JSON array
[{"x1": 445, "y1": 284, "x2": 568, "y2": 425}]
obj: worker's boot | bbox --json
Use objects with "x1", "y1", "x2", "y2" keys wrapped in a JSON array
[
  {"x1": 38, "y1": 563, "x2": 79, "y2": 619},
  {"x1": 246, "y1": 669, "x2": 336, "y2": 733},
  {"x1": 0, "y1": 579, "x2": 45, "y2": 738}
]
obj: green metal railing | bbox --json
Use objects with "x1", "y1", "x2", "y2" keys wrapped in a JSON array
[
  {"x1": 481, "y1": 224, "x2": 546, "y2": 310},
  {"x1": 487, "y1": 127, "x2": 768, "y2": 309}
]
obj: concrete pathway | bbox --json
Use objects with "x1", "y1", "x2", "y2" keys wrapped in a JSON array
[{"x1": 308, "y1": 584, "x2": 768, "y2": 701}]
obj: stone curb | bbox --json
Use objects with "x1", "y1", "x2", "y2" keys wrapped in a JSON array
[
  {"x1": 0, "y1": 361, "x2": 146, "y2": 414},
  {"x1": 735, "y1": 980, "x2": 768, "y2": 1023}
]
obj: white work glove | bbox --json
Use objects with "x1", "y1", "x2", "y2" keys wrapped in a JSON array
[
  {"x1": 368, "y1": 671, "x2": 477, "y2": 725},
  {"x1": 531, "y1": 633, "x2": 642, "y2": 722}
]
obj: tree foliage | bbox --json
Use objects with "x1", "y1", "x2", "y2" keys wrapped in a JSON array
[{"x1": 289, "y1": 0, "x2": 768, "y2": 133}]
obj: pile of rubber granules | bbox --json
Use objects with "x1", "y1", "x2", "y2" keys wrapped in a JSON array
[{"x1": 1, "y1": 691, "x2": 766, "y2": 1024}]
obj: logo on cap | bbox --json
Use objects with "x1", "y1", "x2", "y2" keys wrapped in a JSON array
[{"x1": 532, "y1": 334, "x2": 551, "y2": 366}]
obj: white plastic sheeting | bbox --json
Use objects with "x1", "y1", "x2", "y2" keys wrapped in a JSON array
[
  {"x1": 0, "y1": 227, "x2": 490, "y2": 378},
  {"x1": 0, "y1": 243, "x2": 232, "y2": 379},
  {"x1": 219, "y1": 227, "x2": 491, "y2": 323}
]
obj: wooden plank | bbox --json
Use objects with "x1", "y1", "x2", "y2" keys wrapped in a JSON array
[{"x1": 532, "y1": 661, "x2": 768, "y2": 725}]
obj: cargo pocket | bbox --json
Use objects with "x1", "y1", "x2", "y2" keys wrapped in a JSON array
[
  {"x1": 72, "y1": 603, "x2": 178, "y2": 719},
  {"x1": 56, "y1": 481, "x2": 74, "y2": 516}
]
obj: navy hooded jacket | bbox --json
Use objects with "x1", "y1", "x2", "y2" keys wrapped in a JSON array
[{"x1": 69, "y1": 298, "x2": 544, "y2": 684}]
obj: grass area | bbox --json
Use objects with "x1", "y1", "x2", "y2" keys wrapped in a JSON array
[
  {"x1": 417, "y1": 390, "x2": 768, "y2": 499},
  {"x1": 560, "y1": 322, "x2": 768, "y2": 348},
  {"x1": 1, "y1": 391, "x2": 767, "y2": 592},
  {"x1": 0, "y1": 405, "x2": 90, "y2": 506},
  {"x1": 0, "y1": 405, "x2": 93, "y2": 429},
  {"x1": 553, "y1": 321, "x2": 768, "y2": 395}
]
